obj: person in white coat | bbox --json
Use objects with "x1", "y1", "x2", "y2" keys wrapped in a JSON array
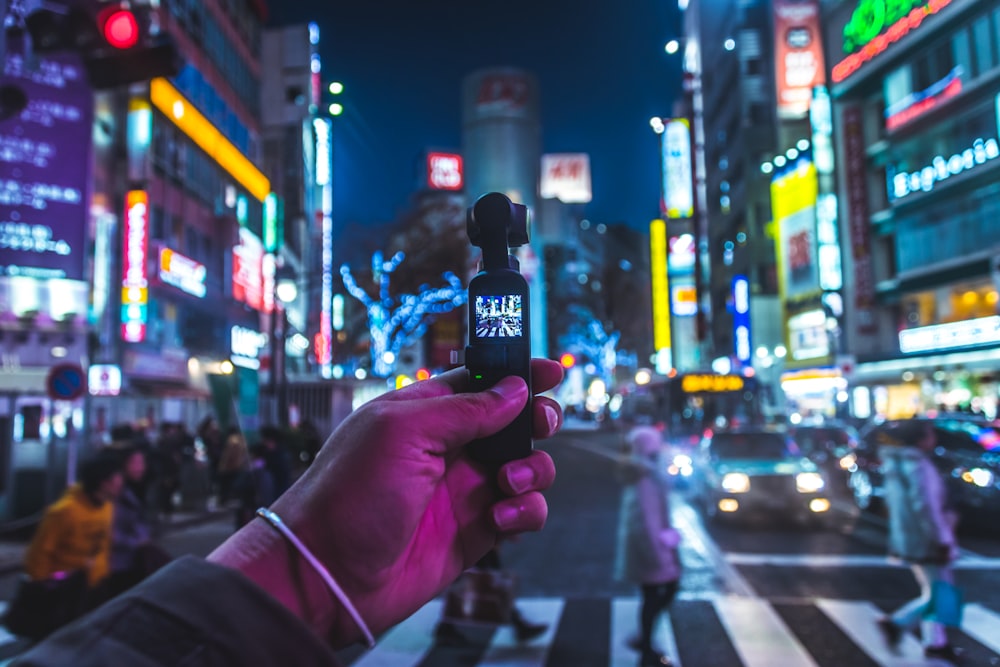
[
  {"x1": 614, "y1": 424, "x2": 682, "y2": 667},
  {"x1": 877, "y1": 419, "x2": 960, "y2": 663}
]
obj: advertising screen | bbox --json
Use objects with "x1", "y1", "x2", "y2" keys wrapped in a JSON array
[
  {"x1": 0, "y1": 36, "x2": 93, "y2": 281},
  {"x1": 474, "y1": 295, "x2": 522, "y2": 338}
]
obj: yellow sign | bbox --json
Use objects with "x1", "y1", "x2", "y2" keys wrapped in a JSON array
[
  {"x1": 150, "y1": 78, "x2": 270, "y2": 202},
  {"x1": 649, "y1": 219, "x2": 672, "y2": 356},
  {"x1": 681, "y1": 374, "x2": 745, "y2": 393}
]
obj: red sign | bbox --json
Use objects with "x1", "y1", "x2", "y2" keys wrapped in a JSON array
[
  {"x1": 232, "y1": 228, "x2": 264, "y2": 311},
  {"x1": 427, "y1": 152, "x2": 463, "y2": 191},
  {"x1": 773, "y1": 0, "x2": 825, "y2": 118},
  {"x1": 842, "y1": 106, "x2": 877, "y2": 334},
  {"x1": 475, "y1": 73, "x2": 530, "y2": 113}
]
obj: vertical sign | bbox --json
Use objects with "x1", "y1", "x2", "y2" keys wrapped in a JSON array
[
  {"x1": 314, "y1": 117, "x2": 333, "y2": 377},
  {"x1": 842, "y1": 106, "x2": 877, "y2": 333},
  {"x1": 661, "y1": 119, "x2": 693, "y2": 218},
  {"x1": 121, "y1": 190, "x2": 149, "y2": 342},
  {"x1": 650, "y1": 220, "x2": 673, "y2": 369},
  {"x1": 771, "y1": 155, "x2": 821, "y2": 301},
  {"x1": 773, "y1": 0, "x2": 826, "y2": 119},
  {"x1": 732, "y1": 275, "x2": 752, "y2": 364}
]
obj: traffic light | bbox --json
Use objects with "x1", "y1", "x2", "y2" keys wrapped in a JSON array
[
  {"x1": 85, "y1": 5, "x2": 182, "y2": 90},
  {"x1": 22, "y1": 1, "x2": 182, "y2": 89}
]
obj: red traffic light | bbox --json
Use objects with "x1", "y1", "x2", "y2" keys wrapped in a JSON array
[{"x1": 100, "y1": 9, "x2": 139, "y2": 49}]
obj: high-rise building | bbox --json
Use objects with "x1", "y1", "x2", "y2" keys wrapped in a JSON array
[
  {"x1": 260, "y1": 23, "x2": 325, "y2": 385},
  {"x1": 89, "y1": 0, "x2": 272, "y2": 433},
  {"x1": 823, "y1": 0, "x2": 1000, "y2": 420}
]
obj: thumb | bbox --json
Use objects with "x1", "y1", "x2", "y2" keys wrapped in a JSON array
[{"x1": 407, "y1": 376, "x2": 529, "y2": 453}]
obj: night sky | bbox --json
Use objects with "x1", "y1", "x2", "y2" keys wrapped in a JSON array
[{"x1": 266, "y1": 1, "x2": 682, "y2": 234}]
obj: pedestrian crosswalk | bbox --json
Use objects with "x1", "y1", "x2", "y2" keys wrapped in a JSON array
[
  {"x1": 0, "y1": 595, "x2": 996, "y2": 665},
  {"x1": 333, "y1": 594, "x2": 1000, "y2": 667}
]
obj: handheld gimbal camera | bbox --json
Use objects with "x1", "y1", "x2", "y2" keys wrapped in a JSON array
[{"x1": 465, "y1": 192, "x2": 532, "y2": 464}]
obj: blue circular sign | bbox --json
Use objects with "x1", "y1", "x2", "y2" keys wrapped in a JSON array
[{"x1": 46, "y1": 363, "x2": 87, "y2": 401}]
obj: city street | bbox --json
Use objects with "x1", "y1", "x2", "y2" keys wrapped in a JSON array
[{"x1": 0, "y1": 425, "x2": 998, "y2": 666}]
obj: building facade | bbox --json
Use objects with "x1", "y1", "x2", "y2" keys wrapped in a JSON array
[{"x1": 825, "y1": 0, "x2": 1000, "y2": 420}]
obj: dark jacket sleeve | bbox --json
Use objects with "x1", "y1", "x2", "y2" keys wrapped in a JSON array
[{"x1": 13, "y1": 556, "x2": 341, "y2": 667}]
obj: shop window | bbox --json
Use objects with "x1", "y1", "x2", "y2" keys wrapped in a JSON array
[
  {"x1": 952, "y1": 27, "x2": 973, "y2": 82},
  {"x1": 972, "y1": 15, "x2": 997, "y2": 75}
]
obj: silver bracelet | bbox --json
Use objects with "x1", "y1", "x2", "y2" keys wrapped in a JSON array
[{"x1": 255, "y1": 507, "x2": 376, "y2": 648}]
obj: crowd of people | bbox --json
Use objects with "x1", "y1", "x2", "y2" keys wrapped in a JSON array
[{"x1": 4, "y1": 416, "x2": 306, "y2": 642}]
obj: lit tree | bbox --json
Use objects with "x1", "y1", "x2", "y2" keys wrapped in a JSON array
[
  {"x1": 559, "y1": 306, "x2": 622, "y2": 387},
  {"x1": 341, "y1": 250, "x2": 466, "y2": 377}
]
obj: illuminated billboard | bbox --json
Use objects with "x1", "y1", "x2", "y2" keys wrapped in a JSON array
[
  {"x1": 158, "y1": 247, "x2": 206, "y2": 298},
  {"x1": 771, "y1": 155, "x2": 820, "y2": 302},
  {"x1": 0, "y1": 36, "x2": 92, "y2": 281},
  {"x1": 661, "y1": 119, "x2": 693, "y2": 218},
  {"x1": 121, "y1": 191, "x2": 149, "y2": 343},
  {"x1": 427, "y1": 152, "x2": 464, "y2": 191},
  {"x1": 773, "y1": 0, "x2": 825, "y2": 119},
  {"x1": 540, "y1": 153, "x2": 592, "y2": 204},
  {"x1": 732, "y1": 275, "x2": 752, "y2": 364},
  {"x1": 833, "y1": 0, "x2": 951, "y2": 83},
  {"x1": 232, "y1": 228, "x2": 265, "y2": 311},
  {"x1": 649, "y1": 219, "x2": 672, "y2": 365}
]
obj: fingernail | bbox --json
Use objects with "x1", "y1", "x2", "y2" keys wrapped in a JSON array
[
  {"x1": 490, "y1": 376, "x2": 526, "y2": 400},
  {"x1": 506, "y1": 465, "x2": 536, "y2": 494},
  {"x1": 493, "y1": 504, "x2": 521, "y2": 531},
  {"x1": 544, "y1": 405, "x2": 560, "y2": 432}
]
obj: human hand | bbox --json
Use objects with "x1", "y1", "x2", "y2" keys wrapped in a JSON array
[{"x1": 211, "y1": 359, "x2": 562, "y2": 646}]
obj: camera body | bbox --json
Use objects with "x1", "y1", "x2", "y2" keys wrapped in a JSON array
[{"x1": 465, "y1": 193, "x2": 532, "y2": 464}]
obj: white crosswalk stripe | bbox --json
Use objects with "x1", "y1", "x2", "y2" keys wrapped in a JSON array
[
  {"x1": 960, "y1": 603, "x2": 1000, "y2": 655},
  {"x1": 713, "y1": 596, "x2": 818, "y2": 667},
  {"x1": 817, "y1": 598, "x2": 933, "y2": 666}
]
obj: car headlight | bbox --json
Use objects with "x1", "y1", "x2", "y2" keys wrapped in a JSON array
[
  {"x1": 838, "y1": 452, "x2": 857, "y2": 471},
  {"x1": 721, "y1": 472, "x2": 750, "y2": 493},
  {"x1": 796, "y1": 472, "x2": 825, "y2": 493},
  {"x1": 960, "y1": 468, "x2": 995, "y2": 488}
]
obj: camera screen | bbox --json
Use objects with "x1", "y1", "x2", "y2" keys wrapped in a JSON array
[{"x1": 474, "y1": 295, "x2": 523, "y2": 338}]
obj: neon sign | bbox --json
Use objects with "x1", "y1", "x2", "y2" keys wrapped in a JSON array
[
  {"x1": 159, "y1": 247, "x2": 206, "y2": 298},
  {"x1": 427, "y1": 152, "x2": 463, "y2": 191},
  {"x1": 886, "y1": 68, "x2": 962, "y2": 131},
  {"x1": 121, "y1": 190, "x2": 149, "y2": 342},
  {"x1": 732, "y1": 275, "x2": 752, "y2": 364},
  {"x1": 900, "y1": 316, "x2": 1000, "y2": 354},
  {"x1": 890, "y1": 137, "x2": 1000, "y2": 200},
  {"x1": 833, "y1": 0, "x2": 951, "y2": 83}
]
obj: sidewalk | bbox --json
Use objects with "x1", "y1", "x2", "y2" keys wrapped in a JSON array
[{"x1": 0, "y1": 507, "x2": 231, "y2": 577}]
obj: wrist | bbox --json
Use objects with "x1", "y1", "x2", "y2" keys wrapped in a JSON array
[{"x1": 208, "y1": 514, "x2": 355, "y2": 644}]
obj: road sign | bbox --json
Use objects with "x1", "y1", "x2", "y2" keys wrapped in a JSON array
[{"x1": 46, "y1": 363, "x2": 87, "y2": 401}]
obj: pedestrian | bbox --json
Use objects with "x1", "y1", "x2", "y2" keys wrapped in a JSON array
[
  {"x1": 258, "y1": 424, "x2": 292, "y2": 496},
  {"x1": 233, "y1": 443, "x2": 277, "y2": 529},
  {"x1": 614, "y1": 422, "x2": 681, "y2": 667},
  {"x1": 104, "y1": 446, "x2": 171, "y2": 598},
  {"x1": 876, "y1": 420, "x2": 961, "y2": 663},
  {"x1": 197, "y1": 415, "x2": 225, "y2": 499},
  {"x1": 13, "y1": 359, "x2": 563, "y2": 666},
  {"x1": 217, "y1": 426, "x2": 249, "y2": 504},
  {"x1": 7, "y1": 452, "x2": 125, "y2": 638},
  {"x1": 433, "y1": 545, "x2": 548, "y2": 646}
]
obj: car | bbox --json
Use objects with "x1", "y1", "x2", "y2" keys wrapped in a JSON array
[
  {"x1": 788, "y1": 422, "x2": 860, "y2": 488},
  {"x1": 691, "y1": 428, "x2": 831, "y2": 525},
  {"x1": 848, "y1": 417, "x2": 1000, "y2": 516}
]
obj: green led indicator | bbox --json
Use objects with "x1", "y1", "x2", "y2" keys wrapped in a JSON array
[{"x1": 474, "y1": 374, "x2": 484, "y2": 380}]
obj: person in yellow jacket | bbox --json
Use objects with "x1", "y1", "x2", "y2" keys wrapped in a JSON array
[{"x1": 24, "y1": 451, "x2": 125, "y2": 587}]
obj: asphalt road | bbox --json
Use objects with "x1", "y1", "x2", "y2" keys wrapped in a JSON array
[{"x1": 1, "y1": 426, "x2": 998, "y2": 666}]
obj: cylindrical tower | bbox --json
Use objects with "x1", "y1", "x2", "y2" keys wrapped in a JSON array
[{"x1": 461, "y1": 68, "x2": 547, "y2": 357}]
